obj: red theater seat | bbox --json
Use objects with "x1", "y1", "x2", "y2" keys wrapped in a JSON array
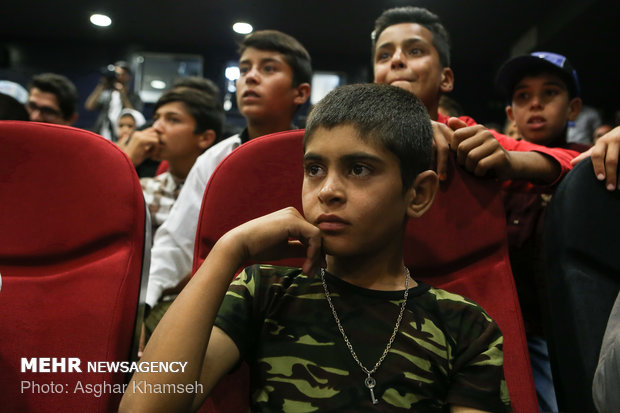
[
  {"x1": 155, "y1": 160, "x2": 169, "y2": 176},
  {"x1": 0, "y1": 121, "x2": 149, "y2": 413},
  {"x1": 192, "y1": 129, "x2": 537, "y2": 413}
]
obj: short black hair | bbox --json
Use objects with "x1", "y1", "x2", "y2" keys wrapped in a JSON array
[
  {"x1": 238, "y1": 30, "x2": 312, "y2": 86},
  {"x1": 29, "y1": 73, "x2": 78, "y2": 120},
  {"x1": 304, "y1": 83, "x2": 433, "y2": 189},
  {"x1": 0, "y1": 93, "x2": 29, "y2": 121},
  {"x1": 372, "y1": 7, "x2": 451, "y2": 68},
  {"x1": 154, "y1": 88, "x2": 225, "y2": 143},
  {"x1": 172, "y1": 76, "x2": 220, "y2": 100}
]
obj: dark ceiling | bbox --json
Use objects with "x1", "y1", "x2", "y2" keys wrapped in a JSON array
[{"x1": 2, "y1": 0, "x2": 618, "y2": 123}]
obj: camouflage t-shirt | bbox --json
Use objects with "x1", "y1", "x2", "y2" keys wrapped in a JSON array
[{"x1": 215, "y1": 265, "x2": 511, "y2": 412}]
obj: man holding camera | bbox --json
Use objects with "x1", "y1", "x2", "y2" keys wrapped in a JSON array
[{"x1": 85, "y1": 60, "x2": 143, "y2": 141}]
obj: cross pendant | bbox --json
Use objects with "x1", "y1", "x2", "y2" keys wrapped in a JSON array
[{"x1": 364, "y1": 375, "x2": 379, "y2": 404}]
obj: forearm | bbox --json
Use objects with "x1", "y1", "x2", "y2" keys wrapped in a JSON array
[
  {"x1": 120, "y1": 234, "x2": 245, "y2": 413},
  {"x1": 120, "y1": 91, "x2": 135, "y2": 109},
  {"x1": 508, "y1": 151, "x2": 561, "y2": 184},
  {"x1": 84, "y1": 84, "x2": 105, "y2": 110}
]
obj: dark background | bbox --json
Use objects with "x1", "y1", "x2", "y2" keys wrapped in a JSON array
[{"x1": 2, "y1": 0, "x2": 618, "y2": 131}]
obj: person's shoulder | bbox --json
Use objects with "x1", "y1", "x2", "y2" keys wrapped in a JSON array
[
  {"x1": 423, "y1": 286, "x2": 495, "y2": 324},
  {"x1": 188, "y1": 134, "x2": 244, "y2": 178},
  {"x1": 198, "y1": 134, "x2": 242, "y2": 160}
]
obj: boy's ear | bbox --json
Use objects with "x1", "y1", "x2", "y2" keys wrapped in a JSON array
[
  {"x1": 197, "y1": 129, "x2": 217, "y2": 150},
  {"x1": 439, "y1": 67, "x2": 454, "y2": 93},
  {"x1": 406, "y1": 170, "x2": 439, "y2": 219},
  {"x1": 567, "y1": 97, "x2": 582, "y2": 121},
  {"x1": 293, "y1": 83, "x2": 311, "y2": 106},
  {"x1": 505, "y1": 105, "x2": 515, "y2": 122}
]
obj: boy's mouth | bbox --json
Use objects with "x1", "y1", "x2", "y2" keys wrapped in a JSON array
[
  {"x1": 316, "y1": 214, "x2": 350, "y2": 232},
  {"x1": 389, "y1": 78, "x2": 412, "y2": 86},
  {"x1": 241, "y1": 90, "x2": 260, "y2": 98},
  {"x1": 527, "y1": 116, "x2": 546, "y2": 129}
]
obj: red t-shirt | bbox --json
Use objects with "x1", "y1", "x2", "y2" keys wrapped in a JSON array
[{"x1": 436, "y1": 113, "x2": 581, "y2": 185}]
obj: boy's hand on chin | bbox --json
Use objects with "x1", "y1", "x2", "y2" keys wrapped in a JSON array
[
  {"x1": 447, "y1": 117, "x2": 512, "y2": 180},
  {"x1": 120, "y1": 127, "x2": 162, "y2": 165},
  {"x1": 225, "y1": 207, "x2": 325, "y2": 275}
]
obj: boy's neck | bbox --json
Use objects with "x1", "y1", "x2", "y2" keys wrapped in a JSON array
[
  {"x1": 167, "y1": 155, "x2": 199, "y2": 180},
  {"x1": 246, "y1": 117, "x2": 295, "y2": 140},
  {"x1": 428, "y1": 104, "x2": 440, "y2": 121},
  {"x1": 524, "y1": 126, "x2": 569, "y2": 148},
  {"x1": 325, "y1": 252, "x2": 416, "y2": 291},
  {"x1": 422, "y1": 100, "x2": 439, "y2": 121}
]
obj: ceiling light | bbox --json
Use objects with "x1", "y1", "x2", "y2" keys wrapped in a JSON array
[
  {"x1": 90, "y1": 14, "x2": 112, "y2": 27},
  {"x1": 225, "y1": 66, "x2": 240, "y2": 81},
  {"x1": 150, "y1": 80, "x2": 167, "y2": 90},
  {"x1": 232, "y1": 22, "x2": 253, "y2": 35}
]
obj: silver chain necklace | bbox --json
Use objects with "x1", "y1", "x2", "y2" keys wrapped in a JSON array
[{"x1": 320, "y1": 267, "x2": 410, "y2": 405}]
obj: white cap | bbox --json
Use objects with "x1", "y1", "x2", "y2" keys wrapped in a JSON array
[
  {"x1": 118, "y1": 108, "x2": 146, "y2": 128},
  {"x1": 0, "y1": 80, "x2": 28, "y2": 104}
]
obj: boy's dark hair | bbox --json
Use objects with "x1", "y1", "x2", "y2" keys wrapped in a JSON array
[
  {"x1": 304, "y1": 83, "x2": 433, "y2": 189},
  {"x1": 172, "y1": 76, "x2": 220, "y2": 100},
  {"x1": 0, "y1": 93, "x2": 29, "y2": 121},
  {"x1": 238, "y1": 30, "x2": 312, "y2": 87},
  {"x1": 29, "y1": 73, "x2": 78, "y2": 120},
  {"x1": 372, "y1": 7, "x2": 451, "y2": 68},
  {"x1": 155, "y1": 88, "x2": 225, "y2": 143}
]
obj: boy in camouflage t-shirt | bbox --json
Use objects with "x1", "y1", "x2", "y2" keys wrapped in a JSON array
[
  {"x1": 217, "y1": 265, "x2": 508, "y2": 411},
  {"x1": 121, "y1": 83, "x2": 510, "y2": 413}
]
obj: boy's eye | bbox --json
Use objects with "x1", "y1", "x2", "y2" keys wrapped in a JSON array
[
  {"x1": 305, "y1": 164, "x2": 324, "y2": 177},
  {"x1": 262, "y1": 65, "x2": 275, "y2": 73},
  {"x1": 409, "y1": 47, "x2": 423, "y2": 55},
  {"x1": 375, "y1": 51, "x2": 391, "y2": 61},
  {"x1": 350, "y1": 164, "x2": 371, "y2": 177},
  {"x1": 239, "y1": 66, "x2": 250, "y2": 75},
  {"x1": 514, "y1": 92, "x2": 530, "y2": 102},
  {"x1": 544, "y1": 89, "x2": 560, "y2": 97}
]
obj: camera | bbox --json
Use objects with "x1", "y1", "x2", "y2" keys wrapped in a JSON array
[{"x1": 99, "y1": 64, "x2": 117, "y2": 80}]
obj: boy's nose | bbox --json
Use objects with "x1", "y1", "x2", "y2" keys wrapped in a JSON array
[
  {"x1": 390, "y1": 49, "x2": 406, "y2": 69},
  {"x1": 29, "y1": 110, "x2": 44, "y2": 121},
  {"x1": 529, "y1": 95, "x2": 543, "y2": 108},
  {"x1": 243, "y1": 67, "x2": 260, "y2": 84},
  {"x1": 152, "y1": 118, "x2": 164, "y2": 131},
  {"x1": 318, "y1": 176, "x2": 345, "y2": 204}
]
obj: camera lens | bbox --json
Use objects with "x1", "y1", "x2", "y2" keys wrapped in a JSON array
[{"x1": 99, "y1": 64, "x2": 117, "y2": 79}]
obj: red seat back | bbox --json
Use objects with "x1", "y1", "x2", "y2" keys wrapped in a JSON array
[
  {"x1": 193, "y1": 129, "x2": 537, "y2": 412},
  {"x1": 0, "y1": 121, "x2": 148, "y2": 412},
  {"x1": 155, "y1": 160, "x2": 170, "y2": 176}
]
